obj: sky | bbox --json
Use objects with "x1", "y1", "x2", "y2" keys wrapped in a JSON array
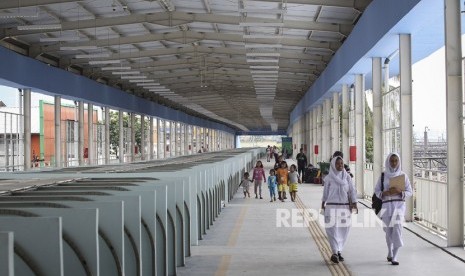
[{"x1": 0, "y1": 43, "x2": 458, "y2": 140}]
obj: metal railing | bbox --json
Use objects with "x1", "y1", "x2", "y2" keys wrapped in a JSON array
[
  {"x1": 0, "y1": 111, "x2": 24, "y2": 172},
  {"x1": 364, "y1": 163, "x2": 449, "y2": 237}
]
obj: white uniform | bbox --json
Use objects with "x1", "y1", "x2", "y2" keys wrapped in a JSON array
[
  {"x1": 374, "y1": 153, "x2": 412, "y2": 262},
  {"x1": 322, "y1": 157, "x2": 357, "y2": 255}
]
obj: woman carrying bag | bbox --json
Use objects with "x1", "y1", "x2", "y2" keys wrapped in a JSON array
[
  {"x1": 374, "y1": 153, "x2": 413, "y2": 265},
  {"x1": 321, "y1": 156, "x2": 357, "y2": 264}
]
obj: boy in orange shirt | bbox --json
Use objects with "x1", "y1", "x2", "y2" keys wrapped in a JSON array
[{"x1": 276, "y1": 161, "x2": 289, "y2": 201}]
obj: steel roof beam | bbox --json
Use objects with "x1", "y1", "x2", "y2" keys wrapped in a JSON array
[
  {"x1": 36, "y1": 31, "x2": 339, "y2": 53},
  {"x1": 4, "y1": 12, "x2": 352, "y2": 37}
]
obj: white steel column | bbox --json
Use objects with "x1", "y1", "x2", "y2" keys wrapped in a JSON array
[
  {"x1": 140, "y1": 115, "x2": 145, "y2": 160},
  {"x1": 372, "y1": 57, "x2": 383, "y2": 187},
  {"x1": 317, "y1": 105, "x2": 323, "y2": 164},
  {"x1": 184, "y1": 124, "x2": 189, "y2": 155},
  {"x1": 87, "y1": 103, "x2": 94, "y2": 165},
  {"x1": 342, "y1": 84, "x2": 350, "y2": 160},
  {"x1": 444, "y1": 0, "x2": 464, "y2": 247},
  {"x1": 175, "y1": 123, "x2": 179, "y2": 156},
  {"x1": 355, "y1": 74, "x2": 365, "y2": 196},
  {"x1": 332, "y1": 92, "x2": 340, "y2": 153},
  {"x1": 308, "y1": 111, "x2": 313, "y2": 162},
  {"x1": 312, "y1": 108, "x2": 318, "y2": 165},
  {"x1": 23, "y1": 88, "x2": 31, "y2": 171},
  {"x1": 198, "y1": 127, "x2": 202, "y2": 152},
  {"x1": 157, "y1": 118, "x2": 162, "y2": 159},
  {"x1": 149, "y1": 117, "x2": 154, "y2": 160},
  {"x1": 399, "y1": 34, "x2": 414, "y2": 221},
  {"x1": 130, "y1": 113, "x2": 135, "y2": 162},
  {"x1": 118, "y1": 111, "x2": 124, "y2": 163},
  {"x1": 78, "y1": 101, "x2": 84, "y2": 166},
  {"x1": 54, "y1": 95, "x2": 61, "y2": 168},
  {"x1": 324, "y1": 98, "x2": 332, "y2": 161},
  {"x1": 164, "y1": 121, "x2": 168, "y2": 158},
  {"x1": 104, "y1": 107, "x2": 110, "y2": 164}
]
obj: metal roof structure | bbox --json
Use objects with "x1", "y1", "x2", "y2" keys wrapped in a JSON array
[{"x1": 0, "y1": 0, "x2": 371, "y2": 132}]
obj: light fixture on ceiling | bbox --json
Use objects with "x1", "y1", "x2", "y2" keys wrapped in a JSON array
[
  {"x1": 17, "y1": 24, "x2": 62, "y2": 30},
  {"x1": 60, "y1": 46, "x2": 99, "y2": 51},
  {"x1": 245, "y1": 44, "x2": 282, "y2": 49},
  {"x1": 239, "y1": 22, "x2": 284, "y2": 27},
  {"x1": 251, "y1": 70, "x2": 279, "y2": 74},
  {"x1": 0, "y1": 11, "x2": 39, "y2": 18},
  {"x1": 254, "y1": 77, "x2": 278, "y2": 81},
  {"x1": 137, "y1": 82, "x2": 161, "y2": 86},
  {"x1": 75, "y1": 53, "x2": 111, "y2": 59},
  {"x1": 250, "y1": 66, "x2": 279, "y2": 69},
  {"x1": 128, "y1": 79, "x2": 155, "y2": 83},
  {"x1": 238, "y1": 8, "x2": 285, "y2": 14},
  {"x1": 40, "y1": 36, "x2": 81, "y2": 42},
  {"x1": 246, "y1": 59, "x2": 279, "y2": 63},
  {"x1": 89, "y1": 60, "x2": 122, "y2": 65},
  {"x1": 243, "y1": 34, "x2": 281, "y2": 39},
  {"x1": 120, "y1": 75, "x2": 147, "y2": 79},
  {"x1": 101, "y1": 66, "x2": 131, "y2": 70},
  {"x1": 111, "y1": 71, "x2": 141, "y2": 75},
  {"x1": 246, "y1": 53, "x2": 280, "y2": 57}
]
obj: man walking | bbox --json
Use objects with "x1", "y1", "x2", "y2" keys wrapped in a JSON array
[{"x1": 296, "y1": 148, "x2": 308, "y2": 182}]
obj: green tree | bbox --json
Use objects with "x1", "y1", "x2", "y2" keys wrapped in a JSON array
[
  {"x1": 109, "y1": 111, "x2": 149, "y2": 156},
  {"x1": 365, "y1": 96, "x2": 374, "y2": 163}
]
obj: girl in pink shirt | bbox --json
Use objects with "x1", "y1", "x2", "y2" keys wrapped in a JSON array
[{"x1": 252, "y1": 160, "x2": 266, "y2": 199}]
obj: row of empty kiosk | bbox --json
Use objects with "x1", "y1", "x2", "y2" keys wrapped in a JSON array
[{"x1": 0, "y1": 148, "x2": 261, "y2": 276}]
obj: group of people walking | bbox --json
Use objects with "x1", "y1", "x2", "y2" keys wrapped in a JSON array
[
  {"x1": 240, "y1": 148, "x2": 412, "y2": 266},
  {"x1": 321, "y1": 151, "x2": 412, "y2": 265},
  {"x1": 240, "y1": 159, "x2": 302, "y2": 202}
]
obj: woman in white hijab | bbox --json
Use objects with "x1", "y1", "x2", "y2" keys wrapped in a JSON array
[
  {"x1": 321, "y1": 156, "x2": 357, "y2": 264},
  {"x1": 374, "y1": 153, "x2": 412, "y2": 265}
]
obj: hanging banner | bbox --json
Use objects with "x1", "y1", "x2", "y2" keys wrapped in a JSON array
[{"x1": 281, "y1": 137, "x2": 293, "y2": 159}]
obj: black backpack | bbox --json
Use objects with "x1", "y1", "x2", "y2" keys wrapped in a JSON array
[{"x1": 371, "y1": 173, "x2": 384, "y2": 214}]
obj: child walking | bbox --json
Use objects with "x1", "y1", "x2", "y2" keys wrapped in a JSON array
[
  {"x1": 267, "y1": 169, "x2": 278, "y2": 202},
  {"x1": 288, "y1": 164, "x2": 301, "y2": 202},
  {"x1": 252, "y1": 160, "x2": 266, "y2": 199},
  {"x1": 239, "y1": 172, "x2": 252, "y2": 198},
  {"x1": 276, "y1": 161, "x2": 289, "y2": 201}
]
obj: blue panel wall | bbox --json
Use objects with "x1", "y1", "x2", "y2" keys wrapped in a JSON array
[{"x1": 0, "y1": 45, "x2": 235, "y2": 134}]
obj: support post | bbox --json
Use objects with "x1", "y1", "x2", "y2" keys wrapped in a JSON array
[
  {"x1": 332, "y1": 92, "x2": 340, "y2": 153},
  {"x1": 119, "y1": 111, "x2": 124, "y2": 163},
  {"x1": 342, "y1": 84, "x2": 350, "y2": 161},
  {"x1": 444, "y1": 0, "x2": 464, "y2": 247},
  {"x1": 141, "y1": 115, "x2": 145, "y2": 161},
  {"x1": 355, "y1": 74, "x2": 365, "y2": 196},
  {"x1": 149, "y1": 117, "x2": 154, "y2": 160},
  {"x1": 372, "y1": 57, "x2": 383, "y2": 188},
  {"x1": 399, "y1": 34, "x2": 414, "y2": 221},
  {"x1": 104, "y1": 107, "x2": 110, "y2": 164},
  {"x1": 130, "y1": 113, "x2": 135, "y2": 162},
  {"x1": 23, "y1": 89, "x2": 31, "y2": 171},
  {"x1": 54, "y1": 96, "x2": 61, "y2": 168},
  {"x1": 78, "y1": 101, "x2": 84, "y2": 166},
  {"x1": 87, "y1": 103, "x2": 93, "y2": 165}
]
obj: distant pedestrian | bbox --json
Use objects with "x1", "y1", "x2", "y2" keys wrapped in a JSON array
[
  {"x1": 266, "y1": 145, "x2": 271, "y2": 162},
  {"x1": 296, "y1": 148, "x2": 308, "y2": 181},
  {"x1": 252, "y1": 160, "x2": 266, "y2": 199},
  {"x1": 239, "y1": 172, "x2": 252, "y2": 198},
  {"x1": 267, "y1": 169, "x2": 277, "y2": 202}
]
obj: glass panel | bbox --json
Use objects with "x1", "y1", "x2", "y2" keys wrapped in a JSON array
[{"x1": 382, "y1": 86, "x2": 401, "y2": 161}]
